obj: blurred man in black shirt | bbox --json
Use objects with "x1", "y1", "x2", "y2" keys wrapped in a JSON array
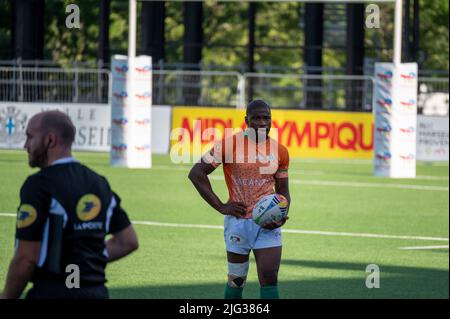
[{"x1": 0, "y1": 110, "x2": 138, "y2": 299}]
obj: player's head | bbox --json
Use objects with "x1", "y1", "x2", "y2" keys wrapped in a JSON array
[
  {"x1": 24, "y1": 110, "x2": 76, "y2": 168},
  {"x1": 245, "y1": 99, "x2": 271, "y2": 139}
]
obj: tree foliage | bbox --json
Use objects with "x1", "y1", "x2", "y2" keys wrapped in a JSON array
[{"x1": 0, "y1": 0, "x2": 447, "y2": 72}]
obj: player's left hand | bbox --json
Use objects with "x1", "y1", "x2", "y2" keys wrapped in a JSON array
[{"x1": 262, "y1": 216, "x2": 289, "y2": 230}]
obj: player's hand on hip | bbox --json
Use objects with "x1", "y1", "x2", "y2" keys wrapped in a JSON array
[
  {"x1": 219, "y1": 202, "x2": 247, "y2": 218},
  {"x1": 262, "y1": 216, "x2": 289, "y2": 230}
]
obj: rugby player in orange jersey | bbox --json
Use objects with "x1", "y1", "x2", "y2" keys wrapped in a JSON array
[{"x1": 188, "y1": 100, "x2": 291, "y2": 299}]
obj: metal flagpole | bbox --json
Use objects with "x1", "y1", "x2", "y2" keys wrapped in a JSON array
[
  {"x1": 393, "y1": 0, "x2": 403, "y2": 65},
  {"x1": 128, "y1": 0, "x2": 137, "y2": 59}
]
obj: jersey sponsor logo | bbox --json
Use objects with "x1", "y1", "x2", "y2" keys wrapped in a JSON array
[
  {"x1": 74, "y1": 221, "x2": 103, "y2": 231},
  {"x1": 17, "y1": 204, "x2": 37, "y2": 229},
  {"x1": 235, "y1": 177, "x2": 271, "y2": 187},
  {"x1": 76, "y1": 194, "x2": 102, "y2": 221}
]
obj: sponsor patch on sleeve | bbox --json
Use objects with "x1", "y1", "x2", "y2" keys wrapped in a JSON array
[{"x1": 17, "y1": 204, "x2": 37, "y2": 229}]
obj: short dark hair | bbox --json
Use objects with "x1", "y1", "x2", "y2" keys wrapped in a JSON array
[
  {"x1": 246, "y1": 99, "x2": 270, "y2": 116},
  {"x1": 40, "y1": 110, "x2": 76, "y2": 147}
]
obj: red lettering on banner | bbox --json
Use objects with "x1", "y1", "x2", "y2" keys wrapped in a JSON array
[
  {"x1": 179, "y1": 115, "x2": 373, "y2": 152},
  {"x1": 272, "y1": 120, "x2": 290, "y2": 141},
  {"x1": 201, "y1": 118, "x2": 209, "y2": 138},
  {"x1": 337, "y1": 122, "x2": 358, "y2": 151},
  {"x1": 211, "y1": 119, "x2": 232, "y2": 130},
  {"x1": 287, "y1": 122, "x2": 313, "y2": 147},
  {"x1": 180, "y1": 117, "x2": 236, "y2": 143},
  {"x1": 359, "y1": 123, "x2": 373, "y2": 150},
  {"x1": 180, "y1": 117, "x2": 194, "y2": 142},
  {"x1": 330, "y1": 123, "x2": 337, "y2": 149},
  {"x1": 315, "y1": 122, "x2": 331, "y2": 147},
  {"x1": 208, "y1": 118, "x2": 232, "y2": 143}
]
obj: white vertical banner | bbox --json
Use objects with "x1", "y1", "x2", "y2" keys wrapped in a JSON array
[
  {"x1": 374, "y1": 63, "x2": 418, "y2": 178},
  {"x1": 110, "y1": 55, "x2": 152, "y2": 168}
]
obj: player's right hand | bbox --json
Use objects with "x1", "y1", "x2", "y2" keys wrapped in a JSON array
[
  {"x1": 219, "y1": 202, "x2": 247, "y2": 218},
  {"x1": 262, "y1": 216, "x2": 289, "y2": 230}
]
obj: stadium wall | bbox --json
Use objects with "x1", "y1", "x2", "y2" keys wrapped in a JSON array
[{"x1": 0, "y1": 103, "x2": 447, "y2": 161}]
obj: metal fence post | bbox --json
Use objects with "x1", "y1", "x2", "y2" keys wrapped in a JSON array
[
  {"x1": 237, "y1": 74, "x2": 245, "y2": 109},
  {"x1": 73, "y1": 69, "x2": 79, "y2": 103},
  {"x1": 18, "y1": 64, "x2": 23, "y2": 102}
]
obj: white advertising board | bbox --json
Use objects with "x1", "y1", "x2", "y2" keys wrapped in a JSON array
[
  {"x1": 416, "y1": 115, "x2": 449, "y2": 161},
  {"x1": 0, "y1": 102, "x2": 171, "y2": 155}
]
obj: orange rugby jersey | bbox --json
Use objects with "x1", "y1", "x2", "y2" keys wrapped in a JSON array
[{"x1": 203, "y1": 130, "x2": 289, "y2": 219}]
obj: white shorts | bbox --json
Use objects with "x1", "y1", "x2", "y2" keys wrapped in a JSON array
[{"x1": 224, "y1": 215, "x2": 282, "y2": 255}]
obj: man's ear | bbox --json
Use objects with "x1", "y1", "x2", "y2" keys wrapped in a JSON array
[{"x1": 47, "y1": 132, "x2": 58, "y2": 148}]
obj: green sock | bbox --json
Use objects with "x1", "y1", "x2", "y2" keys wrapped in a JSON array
[
  {"x1": 260, "y1": 285, "x2": 279, "y2": 299},
  {"x1": 224, "y1": 283, "x2": 243, "y2": 299}
]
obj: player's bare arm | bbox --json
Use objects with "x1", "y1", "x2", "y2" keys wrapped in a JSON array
[
  {"x1": 188, "y1": 162, "x2": 246, "y2": 218},
  {"x1": 0, "y1": 240, "x2": 40, "y2": 299},
  {"x1": 106, "y1": 224, "x2": 139, "y2": 262},
  {"x1": 275, "y1": 177, "x2": 291, "y2": 205}
]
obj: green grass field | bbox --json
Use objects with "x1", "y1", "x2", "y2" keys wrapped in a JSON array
[{"x1": 0, "y1": 150, "x2": 448, "y2": 299}]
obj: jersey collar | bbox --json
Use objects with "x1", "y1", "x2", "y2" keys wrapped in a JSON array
[
  {"x1": 244, "y1": 128, "x2": 270, "y2": 145},
  {"x1": 51, "y1": 157, "x2": 78, "y2": 166}
]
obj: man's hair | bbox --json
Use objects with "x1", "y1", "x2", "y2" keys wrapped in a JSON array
[
  {"x1": 246, "y1": 100, "x2": 270, "y2": 116},
  {"x1": 39, "y1": 110, "x2": 76, "y2": 147}
]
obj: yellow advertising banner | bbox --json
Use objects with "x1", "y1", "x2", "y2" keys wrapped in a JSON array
[{"x1": 171, "y1": 106, "x2": 374, "y2": 159}]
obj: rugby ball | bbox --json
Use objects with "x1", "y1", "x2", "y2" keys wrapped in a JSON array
[{"x1": 252, "y1": 194, "x2": 289, "y2": 226}]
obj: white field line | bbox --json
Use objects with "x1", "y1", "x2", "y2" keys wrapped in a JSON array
[
  {"x1": 398, "y1": 245, "x2": 449, "y2": 250},
  {"x1": 0, "y1": 213, "x2": 448, "y2": 242},
  {"x1": 290, "y1": 159, "x2": 373, "y2": 165},
  {"x1": 289, "y1": 179, "x2": 449, "y2": 192},
  {"x1": 291, "y1": 158, "x2": 449, "y2": 167},
  {"x1": 287, "y1": 170, "x2": 449, "y2": 181},
  {"x1": 0, "y1": 213, "x2": 15, "y2": 217},
  {"x1": 0, "y1": 161, "x2": 447, "y2": 181},
  {"x1": 415, "y1": 175, "x2": 449, "y2": 181},
  {"x1": 207, "y1": 175, "x2": 448, "y2": 191},
  {"x1": 152, "y1": 165, "x2": 449, "y2": 187}
]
